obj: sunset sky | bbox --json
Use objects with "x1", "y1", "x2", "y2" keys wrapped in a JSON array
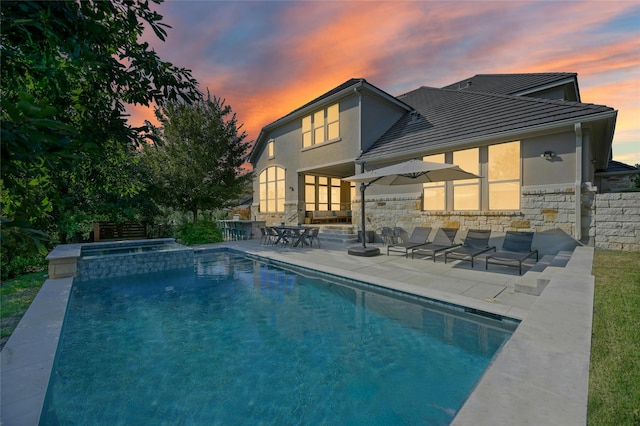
[{"x1": 128, "y1": 0, "x2": 640, "y2": 166}]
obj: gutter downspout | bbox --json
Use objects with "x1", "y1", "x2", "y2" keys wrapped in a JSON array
[{"x1": 575, "y1": 123, "x2": 582, "y2": 241}]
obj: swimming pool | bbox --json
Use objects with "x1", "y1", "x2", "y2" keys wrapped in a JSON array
[{"x1": 41, "y1": 250, "x2": 516, "y2": 425}]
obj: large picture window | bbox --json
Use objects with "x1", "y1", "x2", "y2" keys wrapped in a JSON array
[
  {"x1": 259, "y1": 166, "x2": 285, "y2": 213},
  {"x1": 453, "y1": 148, "x2": 479, "y2": 210},
  {"x1": 488, "y1": 141, "x2": 520, "y2": 210},
  {"x1": 422, "y1": 141, "x2": 521, "y2": 212},
  {"x1": 302, "y1": 103, "x2": 339, "y2": 148},
  {"x1": 423, "y1": 154, "x2": 445, "y2": 210}
]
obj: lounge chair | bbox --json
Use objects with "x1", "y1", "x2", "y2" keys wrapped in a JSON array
[
  {"x1": 387, "y1": 227, "x2": 432, "y2": 257},
  {"x1": 410, "y1": 228, "x2": 460, "y2": 261},
  {"x1": 485, "y1": 231, "x2": 538, "y2": 275},
  {"x1": 444, "y1": 229, "x2": 496, "y2": 267}
]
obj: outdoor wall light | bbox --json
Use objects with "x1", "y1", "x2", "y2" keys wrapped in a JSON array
[
  {"x1": 541, "y1": 150, "x2": 556, "y2": 160},
  {"x1": 289, "y1": 186, "x2": 294, "y2": 191}
]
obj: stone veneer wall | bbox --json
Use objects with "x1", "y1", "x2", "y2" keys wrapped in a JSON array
[
  {"x1": 353, "y1": 187, "x2": 583, "y2": 236},
  {"x1": 351, "y1": 188, "x2": 640, "y2": 252},
  {"x1": 76, "y1": 248, "x2": 194, "y2": 281},
  {"x1": 593, "y1": 192, "x2": 640, "y2": 252},
  {"x1": 251, "y1": 202, "x2": 301, "y2": 226}
]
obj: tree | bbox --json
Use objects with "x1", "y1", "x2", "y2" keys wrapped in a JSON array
[
  {"x1": 51, "y1": 139, "x2": 160, "y2": 243},
  {"x1": 1, "y1": 0, "x2": 200, "y2": 245},
  {"x1": 143, "y1": 92, "x2": 253, "y2": 223}
]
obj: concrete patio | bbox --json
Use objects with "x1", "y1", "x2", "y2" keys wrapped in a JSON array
[{"x1": 1, "y1": 237, "x2": 594, "y2": 425}]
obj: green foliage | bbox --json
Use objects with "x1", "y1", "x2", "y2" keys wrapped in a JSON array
[
  {"x1": 632, "y1": 164, "x2": 640, "y2": 189},
  {"x1": 176, "y1": 221, "x2": 223, "y2": 246},
  {"x1": 1, "y1": 0, "x2": 200, "y2": 247},
  {"x1": 2, "y1": 245, "x2": 47, "y2": 282},
  {"x1": 142, "y1": 91, "x2": 254, "y2": 222},
  {"x1": 1, "y1": 271, "x2": 46, "y2": 349}
]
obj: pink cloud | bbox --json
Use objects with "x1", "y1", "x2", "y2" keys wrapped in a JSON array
[{"x1": 126, "y1": 0, "x2": 639, "y2": 165}]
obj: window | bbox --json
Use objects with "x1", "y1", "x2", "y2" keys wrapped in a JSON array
[
  {"x1": 422, "y1": 141, "x2": 521, "y2": 211},
  {"x1": 453, "y1": 148, "x2": 479, "y2": 210},
  {"x1": 330, "y1": 178, "x2": 341, "y2": 210},
  {"x1": 302, "y1": 116, "x2": 312, "y2": 148},
  {"x1": 302, "y1": 103, "x2": 339, "y2": 147},
  {"x1": 318, "y1": 177, "x2": 329, "y2": 211},
  {"x1": 267, "y1": 140, "x2": 274, "y2": 158},
  {"x1": 259, "y1": 166, "x2": 285, "y2": 213},
  {"x1": 423, "y1": 154, "x2": 445, "y2": 210},
  {"x1": 304, "y1": 175, "x2": 344, "y2": 211},
  {"x1": 304, "y1": 175, "x2": 315, "y2": 211},
  {"x1": 327, "y1": 104, "x2": 339, "y2": 140},
  {"x1": 488, "y1": 141, "x2": 520, "y2": 210},
  {"x1": 314, "y1": 111, "x2": 325, "y2": 144}
]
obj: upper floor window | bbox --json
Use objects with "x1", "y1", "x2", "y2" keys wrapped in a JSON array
[
  {"x1": 267, "y1": 140, "x2": 274, "y2": 158},
  {"x1": 302, "y1": 103, "x2": 339, "y2": 148},
  {"x1": 259, "y1": 166, "x2": 285, "y2": 213}
]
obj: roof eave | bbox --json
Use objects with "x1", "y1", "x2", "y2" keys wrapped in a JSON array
[
  {"x1": 511, "y1": 76, "x2": 580, "y2": 101},
  {"x1": 358, "y1": 110, "x2": 618, "y2": 164}
]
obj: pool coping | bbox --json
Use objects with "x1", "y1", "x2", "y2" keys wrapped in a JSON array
[{"x1": 1, "y1": 244, "x2": 594, "y2": 425}]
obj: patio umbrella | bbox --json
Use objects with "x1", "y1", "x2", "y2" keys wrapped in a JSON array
[{"x1": 343, "y1": 159, "x2": 480, "y2": 256}]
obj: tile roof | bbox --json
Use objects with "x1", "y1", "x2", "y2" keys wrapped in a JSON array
[
  {"x1": 601, "y1": 160, "x2": 640, "y2": 174},
  {"x1": 441, "y1": 73, "x2": 577, "y2": 95},
  {"x1": 281, "y1": 78, "x2": 366, "y2": 121},
  {"x1": 358, "y1": 86, "x2": 615, "y2": 162}
]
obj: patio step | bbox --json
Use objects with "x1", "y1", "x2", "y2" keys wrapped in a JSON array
[
  {"x1": 318, "y1": 225, "x2": 358, "y2": 244},
  {"x1": 514, "y1": 251, "x2": 574, "y2": 295}
]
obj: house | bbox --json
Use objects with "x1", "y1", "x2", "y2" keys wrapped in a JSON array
[
  {"x1": 249, "y1": 73, "x2": 627, "y2": 251},
  {"x1": 595, "y1": 159, "x2": 640, "y2": 192}
]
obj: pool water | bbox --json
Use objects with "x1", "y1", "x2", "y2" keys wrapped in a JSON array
[{"x1": 41, "y1": 251, "x2": 515, "y2": 425}]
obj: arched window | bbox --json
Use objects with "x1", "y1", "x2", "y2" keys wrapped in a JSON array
[{"x1": 259, "y1": 166, "x2": 285, "y2": 213}]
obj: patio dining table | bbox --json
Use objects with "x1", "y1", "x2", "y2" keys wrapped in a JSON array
[{"x1": 273, "y1": 226, "x2": 313, "y2": 247}]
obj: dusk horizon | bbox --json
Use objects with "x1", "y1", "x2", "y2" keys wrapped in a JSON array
[{"x1": 127, "y1": 0, "x2": 640, "y2": 166}]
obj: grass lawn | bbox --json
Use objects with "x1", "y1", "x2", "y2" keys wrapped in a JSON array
[
  {"x1": 0, "y1": 271, "x2": 48, "y2": 350},
  {"x1": 588, "y1": 250, "x2": 640, "y2": 425},
  {"x1": 1, "y1": 249, "x2": 639, "y2": 423}
]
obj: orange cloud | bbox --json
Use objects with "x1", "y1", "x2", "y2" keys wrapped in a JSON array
[{"x1": 127, "y1": 0, "x2": 640, "y2": 166}]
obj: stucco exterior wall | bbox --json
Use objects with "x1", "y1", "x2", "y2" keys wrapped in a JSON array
[
  {"x1": 360, "y1": 90, "x2": 407, "y2": 152},
  {"x1": 522, "y1": 131, "x2": 576, "y2": 186},
  {"x1": 298, "y1": 95, "x2": 361, "y2": 169}
]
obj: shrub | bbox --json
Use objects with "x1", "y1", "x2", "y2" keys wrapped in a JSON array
[
  {"x1": 1, "y1": 252, "x2": 47, "y2": 281},
  {"x1": 176, "y1": 221, "x2": 222, "y2": 246}
]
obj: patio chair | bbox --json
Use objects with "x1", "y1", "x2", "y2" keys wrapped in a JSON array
[
  {"x1": 392, "y1": 227, "x2": 404, "y2": 245},
  {"x1": 387, "y1": 227, "x2": 432, "y2": 257},
  {"x1": 444, "y1": 229, "x2": 496, "y2": 267},
  {"x1": 308, "y1": 227, "x2": 321, "y2": 247},
  {"x1": 410, "y1": 228, "x2": 460, "y2": 261},
  {"x1": 485, "y1": 231, "x2": 538, "y2": 275},
  {"x1": 380, "y1": 227, "x2": 393, "y2": 245},
  {"x1": 259, "y1": 227, "x2": 269, "y2": 245},
  {"x1": 265, "y1": 227, "x2": 279, "y2": 245}
]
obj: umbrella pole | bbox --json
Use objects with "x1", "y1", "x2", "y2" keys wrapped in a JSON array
[
  {"x1": 361, "y1": 182, "x2": 367, "y2": 249},
  {"x1": 347, "y1": 179, "x2": 380, "y2": 257}
]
